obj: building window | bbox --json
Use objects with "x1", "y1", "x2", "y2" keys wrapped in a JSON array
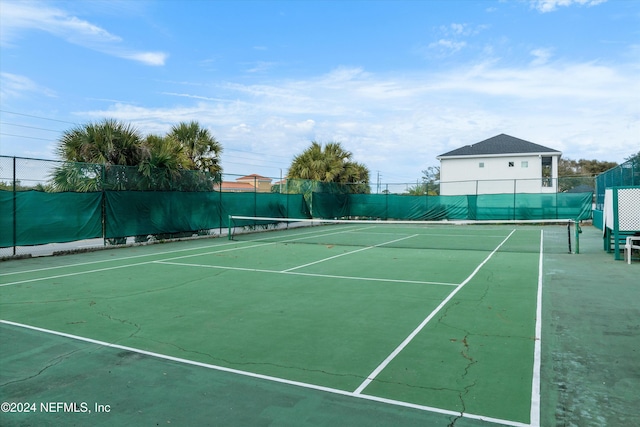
[
  {"x1": 508, "y1": 161, "x2": 514, "y2": 167},
  {"x1": 479, "y1": 162, "x2": 484, "y2": 168},
  {"x1": 542, "y1": 156, "x2": 552, "y2": 187},
  {"x1": 521, "y1": 161, "x2": 528, "y2": 168}
]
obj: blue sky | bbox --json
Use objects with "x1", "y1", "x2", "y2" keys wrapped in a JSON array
[{"x1": 1, "y1": 0, "x2": 638, "y2": 182}]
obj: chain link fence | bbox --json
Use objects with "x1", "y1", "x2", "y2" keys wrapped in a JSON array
[
  {"x1": 595, "y1": 155, "x2": 640, "y2": 210},
  {"x1": 1, "y1": 155, "x2": 596, "y2": 258}
]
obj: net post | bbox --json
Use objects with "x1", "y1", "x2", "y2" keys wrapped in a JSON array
[
  {"x1": 228, "y1": 215, "x2": 233, "y2": 240},
  {"x1": 574, "y1": 220, "x2": 580, "y2": 254},
  {"x1": 567, "y1": 221, "x2": 572, "y2": 254}
]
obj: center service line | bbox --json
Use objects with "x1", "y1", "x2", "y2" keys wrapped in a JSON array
[{"x1": 282, "y1": 234, "x2": 419, "y2": 273}]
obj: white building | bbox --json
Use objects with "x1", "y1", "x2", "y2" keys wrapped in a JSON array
[{"x1": 437, "y1": 134, "x2": 561, "y2": 196}]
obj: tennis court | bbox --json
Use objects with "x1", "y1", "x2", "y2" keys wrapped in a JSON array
[{"x1": 0, "y1": 221, "x2": 572, "y2": 426}]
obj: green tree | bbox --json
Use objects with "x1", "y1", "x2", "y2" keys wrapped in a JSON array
[
  {"x1": 558, "y1": 158, "x2": 618, "y2": 177},
  {"x1": 405, "y1": 182, "x2": 427, "y2": 195},
  {"x1": 423, "y1": 166, "x2": 440, "y2": 195},
  {"x1": 52, "y1": 119, "x2": 145, "y2": 191},
  {"x1": 624, "y1": 151, "x2": 639, "y2": 163},
  {"x1": 288, "y1": 141, "x2": 370, "y2": 193},
  {"x1": 51, "y1": 119, "x2": 224, "y2": 192},
  {"x1": 558, "y1": 157, "x2": 618, "y2": 192},
  {"x1": 56, "y1": 118, "x2": 145, "y2": 166},
  {"x1": 136, "y1": 135, "x2": 189, "y2": 190},
  {"x1": 167, "y1": 121, "x2": 223, "y2": 174}
]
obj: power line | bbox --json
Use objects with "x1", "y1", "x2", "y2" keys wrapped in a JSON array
[
  {"x1": 224, "y1": 147, "x2": 292, "y2": 160},
  {"x1": 0, "y1": 122, "x2": 63, "y2": 133},
  {"x1": 223, "y1": 152, "x2": 289, "y2": 165},
  {"x1": 0, "y1": 133, "x2": 54, "y2": 142},
  {"x1": 0, "y1": 110, "x2": 293, "y2": 162},
  {"x1": 0, "y1": 110, "x2": 78, "y2": 125}
]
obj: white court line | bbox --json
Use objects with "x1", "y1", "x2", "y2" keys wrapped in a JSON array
[
  {"x1": 0, "y1": 261, "x2": 157, "y2": 287},
  {"x1": 353, "y1": 229, "x2": 517, "y2": 395},
  {"x1": 286, "y1": 270, "x2": 457, "y2": 287},
  {"x1": 153, "y1": 260, "x2": 458, "y2": 287},
  {"x1": 0, "y1": 226, "x2": 406, "y2": 287},
  {"x1": 153, "y1": 225, "x2": 378, "y2": 267},
  {"x1": 347, "y1": 230, "x2": 508, "y2": 239},
  {"x1": 0, "y1": 225, "x2": 374, "y2": 287},
  {"x1": 0, "y1": 242, "x2": 274, "y2": 287},
  {"x1": 529, "y1": 230, "x2": 544, "y2": 426},
  {"x1": 0, "y1": 239, "x2": 251, "y2": 277},
  {"x1": 0, "y1": 224, "x2": 372, "y2": 281},
  {"x1": 236, "y1": 224, "x2": 365, "y2": 244},
  {"x1": 0, "y1": 227, "x2": 368, "y2": 280},
  {"x1": 0, "y1": 319, "x2": 529, "y2": 427},
  {"x1": 282, "y1": 234, "x2": 419, "y2": 273}
]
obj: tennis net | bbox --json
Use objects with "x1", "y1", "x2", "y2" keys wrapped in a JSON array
[{"x1": 228, "y1": 216, "x2": 581, "y2": 254}]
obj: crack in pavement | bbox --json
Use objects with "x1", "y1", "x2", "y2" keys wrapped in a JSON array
[
  {"x1": 141, "y1": 337, "x2": 365, "y2": 382},
  {"x1": 98, "y1": 312, "x2": 141, "y2": 338},
  {"x1": 0, "y1": 348, "x2": 84, "y2": 388},
  {"x1": 448, "y1": 333, "x2": 478, "y2": 427}
]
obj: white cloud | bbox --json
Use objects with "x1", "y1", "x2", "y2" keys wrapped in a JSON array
[
  {"x1": 244, "y1": 61, "x2": 278, "y2": 74},
  {"x1": 450, "y1": 23, "x2": 467, "y2": 35},
  {"x1": 0, "y1": 0, "x2": 167, "y2": 66},
  {"x1": 120, "y1": 52, "x2": 168, "y2": 67},
  {"x1": 427, "y1": 39, "x2": 467, "y2": 55},
  {"x1": 530, "y1": 48, "x2": 553, "y2": 65},
  {"x1": 0, "y1": 72, "x2": 56, "y2": 99},
  {"x1": 425, "y1": 23, "x2": 487, "y2": 57},
  {"x1": 443, "y1": 23, "x2": 488, "y2": 37},
  {"x1": 75, "y1": 60, "x2": 638, "y2": 178},
  {"x1": 530, "y1": 0, "x2": 608, "y2": 13}
]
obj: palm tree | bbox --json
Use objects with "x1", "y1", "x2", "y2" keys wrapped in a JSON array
[
  {"x1": 288, "y1": 141, "x2": 370, "y2": 193},
  {"x1": 167, "y1": 121, "x2": 223, "y2": 174},
  {"x1": 52, "y1": 119, "x2": 145, "y2": 191},
  {"x1": 56, "y1": 118, "x2": 144, "y2": 166},
  {"x1": 137, "y1": 135, "x2": 189, "y2": 190}
]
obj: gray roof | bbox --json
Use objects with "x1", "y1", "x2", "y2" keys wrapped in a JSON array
[{"x1": 438, "y1": 134, "x2": 560, "y2": 158}]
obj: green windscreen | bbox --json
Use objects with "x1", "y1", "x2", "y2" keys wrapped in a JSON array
[
  {"x1": 103, "y1": 191, "x2": 310, "y2": 239},
  {"x1": 1, "y1": 188, "x2": 592, "y2": 250},
  {"x1": 312, "y1": 192, "x2": 592, "y2": 221},
  {"x1": 0, "y1": 190, "x2": 102, "y2": 247},
  {"x1": 104, "y1": 191, "x2": 223, "y2": 239}
]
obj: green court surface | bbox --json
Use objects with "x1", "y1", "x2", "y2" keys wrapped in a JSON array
[{"x1": 1, "y1": 223, "x2": 638, "y2": 426}]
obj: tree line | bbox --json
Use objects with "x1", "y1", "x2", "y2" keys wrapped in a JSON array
[
  {"x1": 47, "y1": 118, "x2": 370, "y2": 193},
  {"x1": 6, "y1": 117, "x2": 635, "y2": 194}
]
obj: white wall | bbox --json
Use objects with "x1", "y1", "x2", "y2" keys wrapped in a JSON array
[{"x1": 439, "y1": 154, "x2": 559, "y2": 195}]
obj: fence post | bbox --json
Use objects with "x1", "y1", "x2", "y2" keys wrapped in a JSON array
[
  {"x1": 254, "y1": 175, "x2": 257, "y2": 218},
  {"x1": 285, "y1": 178, "x2": 290, "y2": 218},
  {"x1": 385, "y1": 184, "x2": 389, "y2": 220},
  {"x1": 12, "y1": 156, "x2": 17, "y2": 256},
  {"x1": 513, "y1": 179, "x2": 516, "y2": 220},
  {"x1": 101, "y1": 164, "x2": 107, "y2": 246}
]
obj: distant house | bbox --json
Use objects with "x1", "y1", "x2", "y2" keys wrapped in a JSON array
[
  {"x1": 216, "y1": 174, "x2": 273, "y2": 192},
  {"x1": 436, "y1": 134, "x2": 561, "y2": 195}
]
